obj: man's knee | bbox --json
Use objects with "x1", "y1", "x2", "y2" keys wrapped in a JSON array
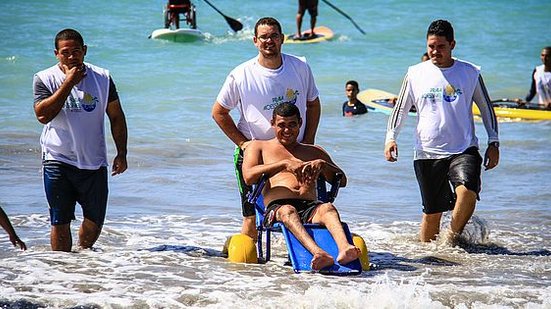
[
  {"x1": 276, "y1": 205, "x2": 298, "y2": 223},
  {"x1": 423, "y1": 212, "x2": 442, "y2": 225},
  {"x1": 455, "y1": 185, "x2": 477, "y2": 201}
]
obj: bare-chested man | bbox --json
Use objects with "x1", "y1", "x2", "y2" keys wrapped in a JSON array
[{"x1": 242, "y1": 102, "x2": 360, "y2": 271}]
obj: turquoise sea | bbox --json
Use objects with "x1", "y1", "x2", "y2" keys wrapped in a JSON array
[{"x1": 1, "y1": 0, "x2": 550, "y2": 308}]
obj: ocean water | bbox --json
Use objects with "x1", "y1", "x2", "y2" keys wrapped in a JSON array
[{"x1": 1, "y1": 0, "x2": 550, "y2": 308}]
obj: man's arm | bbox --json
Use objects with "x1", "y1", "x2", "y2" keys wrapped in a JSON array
[
  {"x1": 0, "y1": 207, "x2": 26, "y2": 250},
  {"x1": 211, "y1": 102, "x2": 250, "y2": 149},
  {"x1": 302, "y1": 97, "x2": 320, "y2": 144},
  {"x1": 313, "y1": 146, "x2": 347, "y2": 187},
  {"x1": 473, "y1": 75, "x2": 499, "y2": 170},
  {"x1": 106, "y1": 98, "x2": 128, "y2": 176},
  {"x1": 384, "y1": 74, "x2": 414, "y2": 162},
  {"x1": 34, "y1": 64, "x2": 85, "y2": 124},
  {"x1": 524, "y1": 68, "x2": 537, "y2": 102}
]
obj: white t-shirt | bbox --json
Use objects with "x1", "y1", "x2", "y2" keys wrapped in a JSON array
[
  {"x1": 534, "y1": 64, "x2": 551, "y2": 105},
  {"x1": 34, "y1": 62, "x2": 111, "y2": 169},
  {"x1": 216, "y1": 53, "x2": 319, "y2": 141},
  {"x1": 386, "y1": 59, "x2": 499, "y2": 159}
]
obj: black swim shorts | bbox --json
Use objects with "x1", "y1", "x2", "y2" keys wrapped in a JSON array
[
  {"x1": 414, "y1": 146, "x2": 482, "y2": 214},
  {"x1": 263, "y1": 199, "x2": 322, "y2": 227}
]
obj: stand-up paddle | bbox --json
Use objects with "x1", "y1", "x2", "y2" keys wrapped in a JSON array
[
  {"x1": 202, "y1": 0, "x2": 243, "y2": 32},
  {"x1": 321, "y1": 0, "x2": 365, "y2": 35}
]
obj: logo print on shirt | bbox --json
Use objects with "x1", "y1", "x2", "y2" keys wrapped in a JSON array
[
  {"x1": 65, "y1": 92, "x2": 98, "y2": 112},
  {"x1": 443, "y1": 84, "x2": 462, "y2": 103},
  {"x1": 263, "y1": 88, "x2": 300, "y2": 110},
  {"x1": 81, "y1": 93, "x2": 98, "y2": 112}
]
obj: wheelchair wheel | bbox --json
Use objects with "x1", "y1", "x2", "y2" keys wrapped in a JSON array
[
  {"x1": 163, "y1": 9, "x2": 170, "y2": 28},
  {"x1": 189, "y1": 4, "x2": 197, "y2": 29}
]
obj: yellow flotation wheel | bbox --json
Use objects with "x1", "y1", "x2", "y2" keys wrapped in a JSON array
[
  {"x1": 223, "y1": 233, "x2": 258, "y2": 264},
  {"x1": 351, "y1": 233, "x2": 370, "y2": 271}
]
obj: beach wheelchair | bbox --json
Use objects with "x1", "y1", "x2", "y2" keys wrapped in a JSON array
[
  {"x1": 225, "y1": 174, "x2": 369, "y2": 274},
  {"x1": 164, "y1": 0, "x2": 197, "y2": 29}
]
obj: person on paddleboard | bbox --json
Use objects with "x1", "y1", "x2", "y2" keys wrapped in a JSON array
[
  {"x1": 296, "y1": 0, "x2": 318, "y2": 39},
  {"x1": 242, "y1": 103, "x2": 359, "y2": 271},
  {"x1": 212, "y1": 17, "x2": 321, "y2": 242},
  {"x1": 33, "y1": 29, "x2": 128, "y2": 252},
  {"x1": 342, "y1": 80, "x2": 368, "y2": 116},
  {"x1": 518, "y1": 46, "x2": 551, "y2": 109},
  {"x1": 384, "y1": 20, "x2": 499, "y2": 243}
]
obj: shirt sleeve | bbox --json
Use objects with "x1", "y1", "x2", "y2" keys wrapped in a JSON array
[
  {"x1": 385, "y1": 73, "x2": 414, "y2": 144},
  {"x1": 216, "y1": 73, "x2": 239, "y2": 110},
  {"x1": 108, "y1": 76, "x2": 120, "y2": 103},
  {"x1": 524, "y1": 68, "x2": 537, "y2": 102},
  {"x1": 305, "y1": 63, "x2": 320, "y2": 102},
  {"x1": 473, "y1": 74, "x2": 499, "y2": 143},
  {"x1": 33, "y1": 74, "x2": 52, "y2": 104}
]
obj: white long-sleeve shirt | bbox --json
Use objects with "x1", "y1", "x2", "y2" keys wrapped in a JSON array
[{"x1": 385, "y1": 59, "x2": 499, "y2": 160}]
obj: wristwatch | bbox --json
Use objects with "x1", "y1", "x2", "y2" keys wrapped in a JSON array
[{"x1": 489, "y1": 141, "x2": 500, "y2": 148}]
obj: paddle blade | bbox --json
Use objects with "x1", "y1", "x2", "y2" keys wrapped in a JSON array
[{"x1": 225, "y1": 16, "x2": 243, "y2": 32}]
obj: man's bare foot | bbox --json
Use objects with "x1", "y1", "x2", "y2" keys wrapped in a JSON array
[
  {"x1": 336, "y1": 245, "x2": 361, "y2": 265},
  {"x1": 311, "y1": 252, "x2": 334, "y2": 270}
]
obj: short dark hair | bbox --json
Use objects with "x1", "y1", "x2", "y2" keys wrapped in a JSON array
[
  {"x1": 544, "y1": 46, "x2": 551, "y2": 53},
  {"x1": 427, "y1": 19, "x2": 454, "y2": 43},
  {"x1": 254, "y1": 17, "x2": 283, "y2": 37},
  {"x1": 55, "y1": 29, "x2": 84, "y2": 49},
  {"x1": 345, "y1": 80, "x2": 359, "y2": 90},
  {"x1": 272, "y1": 103, "x2": 301, "y2": 121}
]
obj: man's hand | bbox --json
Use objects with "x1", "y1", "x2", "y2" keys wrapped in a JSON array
[
  {"x1": 384, "y1": 141, "x2": 398, "y2": 162},
  {"x1": 62, "y1": 64, "x2": 86, "y2": 86},
  {"x1": 484, "y1": 144, "x2": 499, "y2": 170},
  {"x1": 9, "y1": 235, "x2": 26, "y2": 251},
  {"x1": 111, "y1": 154, "x2": 127, "y2": 176},
  {"x1": 300, "y1": 159, "x2": 324, "y2": 186}
]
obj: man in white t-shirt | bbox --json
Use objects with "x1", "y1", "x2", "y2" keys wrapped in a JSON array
[
  {"x1": 33, "y1": 29, "x2": 128, "y2": 252},
  {"x1": 520, "y1": 46, "x2": 551, "y2": 109},
  {"x1": 384, "y1": 20, "x2": 500, "y2": 243},
  {"x1": 212, "y1": 17, "x2": 321, "y2": 241}
]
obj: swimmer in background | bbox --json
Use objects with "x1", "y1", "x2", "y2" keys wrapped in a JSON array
[{"x1": 342, "y1": 80, "x2": 368, "y2": 116}]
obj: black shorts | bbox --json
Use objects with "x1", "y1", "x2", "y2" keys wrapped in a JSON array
[
  {"x1": 298, "y1": 0, "x2": 319, "y2": 16},
  {"x1": 233, "y1": 147, "x2": 255, "y2": 217},
  {"x1": 263, "y1": 199, "x2": 322, "y2": 227},
  {"x1": 414, "y1": 147, "x2": 482, "y2": 214}
]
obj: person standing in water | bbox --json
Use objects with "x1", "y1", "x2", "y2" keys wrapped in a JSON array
[
  {"x1": 384, "y1": 20, "x2": 499, "y2": 243},
  {"x1": 33, "y1": 29, "x2": 128, "y2": 252}
]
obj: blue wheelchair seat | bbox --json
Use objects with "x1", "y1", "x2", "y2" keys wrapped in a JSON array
[{"x1": 248, "y1": 174, "x2": 362, "y2": 274}]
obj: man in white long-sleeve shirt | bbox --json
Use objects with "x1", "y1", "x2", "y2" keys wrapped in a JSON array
[{"x1": 384, "y1": 20, "x2": 500, "y2": 243}]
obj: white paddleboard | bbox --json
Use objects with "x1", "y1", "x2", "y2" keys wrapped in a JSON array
[{"x1": 150, "y1": 28, "x2": 204, "y2": 42}]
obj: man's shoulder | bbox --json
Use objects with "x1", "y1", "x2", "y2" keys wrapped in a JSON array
[
  {"x1": 453, "y1": 58, "x2": 480, "y2": 72},
  {"x1": 35, "y1": 64, "x2": 59, "y2": 78},
  {"x1": 282, "y1": 53, "x2": 309, "y2": 66},
  {"x1": 84, "y1": 62, "x2": 110, "y2": 77}
]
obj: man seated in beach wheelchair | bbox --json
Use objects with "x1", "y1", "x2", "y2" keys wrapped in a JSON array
[
  {"x1": 223, "y1": 102, "x2": 369, "y2": 272},
  {"x1": 164, "y1": 0, "x2": 197, "y2": 29}
]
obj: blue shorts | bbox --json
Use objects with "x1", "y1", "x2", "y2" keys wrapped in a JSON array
[
  {"x1": 414, "y1": 147, "x2": 482, "y2": 214},
  {"x1": 43, "y1": 161, "x2": 108, "y2": 226}
]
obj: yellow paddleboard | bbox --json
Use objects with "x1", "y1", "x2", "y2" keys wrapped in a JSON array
[
  {"x1": 284, "y1": 26, "x2": 334, "y2": 44},
  {"x1": 473, "y1": 102, "x2": 551, "y2": 121}
]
